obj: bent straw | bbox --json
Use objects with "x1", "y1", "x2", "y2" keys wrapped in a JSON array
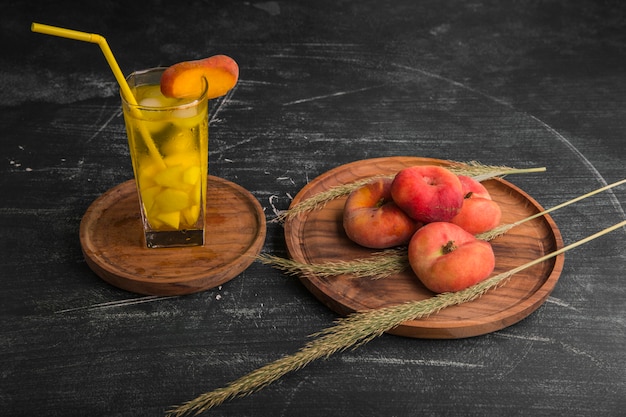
[
  {"x1": 31, "y1": 23, "x2": 165, "y2": 168},
  {"x1": 31, "y1": 23, "x2": 134, "y2": 103}
]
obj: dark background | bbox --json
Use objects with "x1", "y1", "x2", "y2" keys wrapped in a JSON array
[{"x1": 1, "y1": 1, "x2": 625, "y2": 416}]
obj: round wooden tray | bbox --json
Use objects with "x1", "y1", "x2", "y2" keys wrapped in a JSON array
[
  {"x1": 284, "y1": 156, "x2": 564, "y2": 339},
  {"x1": 80, "y1": 176, "x2": 266, "y2": 296}
]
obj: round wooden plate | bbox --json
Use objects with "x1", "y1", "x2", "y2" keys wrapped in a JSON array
[
  {"x1": 284, "y1": 156, "x2": 564, "y2": 339},
  {"x1": 80, "y1": 176, "x2": 266, "y2": 296}
]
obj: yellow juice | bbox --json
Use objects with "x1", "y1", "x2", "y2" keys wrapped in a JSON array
[{"x1": 122, "y1": 79, "x2": 208, "y2": 246}]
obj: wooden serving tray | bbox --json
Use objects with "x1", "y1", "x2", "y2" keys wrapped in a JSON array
[
  {"x1": 284, "y1": 156, "x2": 564, "y2": 339},
  {"x1": 80, "y1": 176, "x2": 266, "y2": 296}
]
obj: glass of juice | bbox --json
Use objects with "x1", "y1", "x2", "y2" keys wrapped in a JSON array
[{"x1": 121, "y1": 67, "x2": 209, "y2": 248}]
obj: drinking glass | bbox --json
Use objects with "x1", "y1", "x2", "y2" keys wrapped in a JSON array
[{"x1": 121, "y1": 67, "x2": 209, "y2": 248}]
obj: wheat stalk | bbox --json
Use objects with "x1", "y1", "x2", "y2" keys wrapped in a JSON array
[
  {"x1": 274, "y1": 161, "x2": 546, "y2": 223},
  {"x1": 166, "y1": 219, "x2": 626, "y2": 417},
  {"x1": 257, "y1": 249, "x2": 408, "y2": 280},
  {"x1": 445, "y1": 160, "x2": 546, "y2": 182},
  {"x1": 476, "y1": 178, "x2": 626, "y2": 240},
  {"x1": 262, "y1": 179, "x2": 626, "y2": 280},
  {"x1": 273, "y1": 174, "x2": 392, "y2": 223}
]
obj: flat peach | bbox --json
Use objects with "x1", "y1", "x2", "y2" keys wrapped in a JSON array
[
  {"x1": 450, "y1": 197, "x2": 502, "y2": 235},
  {"x1": 408, "y1": 222, "x2": 495, "y2": 293},
  {"x1": 343, "y1": 178, "x2": 420, "y2": 248},
  {"x1": 458, "y1": 175, "x2": 491, "y2": 200},
  {"x1": 390, "y1": 165, "x2": 464, "y2": 223}
]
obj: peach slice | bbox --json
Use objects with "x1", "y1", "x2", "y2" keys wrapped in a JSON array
[{"x1": 160, "y1": 55, "x2": 239, "y2": 99}]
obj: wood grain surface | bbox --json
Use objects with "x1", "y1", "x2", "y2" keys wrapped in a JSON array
[
  {"x1": 80, "y1": 177, "x2": 266, "y2": 295},
  {"x1": 284, "y1": 157, "x2": 564, "y2": 339},
  {"x1": 2, "y1": 1, "x2": 625, "y2": 417}
]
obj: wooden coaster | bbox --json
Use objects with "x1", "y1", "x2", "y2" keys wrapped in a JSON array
[{"x1": 80, "y1": 177, "x2": 266, "y2": 295}]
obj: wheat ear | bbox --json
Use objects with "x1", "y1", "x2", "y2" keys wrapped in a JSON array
[{"x1": 166, "y1": 219, "x2": 626, "y2": 417}]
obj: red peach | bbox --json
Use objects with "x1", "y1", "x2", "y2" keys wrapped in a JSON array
[
  {"x1": 451, "y1": 176, "x2": 501, "y2": 234},
  {"x1": 458, "y1": 175, "x2": 491, "y2": 200},
  {"x1": 343, "y1": 178, "x2": 421, "y2": 249},
  {"x1": 408, "y1": 222, "x2": 495, "y2": 293},
  {"x1": 450, "y1": 198, "x2": 502, "y2": 235},
  {"x1": 390, "y1": 165, "x2": 464, "y2": 223}
]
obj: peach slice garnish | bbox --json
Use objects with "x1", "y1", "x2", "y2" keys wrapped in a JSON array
[{"x1": 160, "y1": 54, "x2": 239, "y2": 99}]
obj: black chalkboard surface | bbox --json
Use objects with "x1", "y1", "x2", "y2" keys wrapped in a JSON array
[{"x1": 2, "y1": 1, "x2": 625, "y2": 416}]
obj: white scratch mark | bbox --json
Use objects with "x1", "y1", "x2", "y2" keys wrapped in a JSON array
[
  {"x1": 559, "y1": 341, "x2": 607, "y2": 368},
  {"x1": 495, "y1": 332, "x2": 553, "y2": 343},
  {"x1": 341, "y1": 355, "x2": 484, "y2": 369},
  {"x1": 268, "y1": 194, "x2": 285, "y2": 218},
  {"x1": 527, "y1": 114, "x2": 626, "y2": 221},
  {"x1": 276, "y1": 176, "x2": 296, "y2": 185},
  {"x1": 212, "y1": 136, "x2": 256, "y2": 155},
  {"x1": 210, "y1": 84, "x2": 238, "y2": 125},
  {"x1": 495, "y1": 331, "x2": 607, "y2": 369},
  {"x1": 391, "y1": 62, "x2": 626, "y2": 222},
  {"x1": 390, "y1": 62, "x2": 512, "y2": 107},
  {"x1": 282, "y1": 85, "x2": 386, "y2": 106},
  {"x1": 85, "y1": 108, "x2": 120, "y2": 144},
  {"x1": 545, "y1": 296, "x2": 580, "y2": 311},
  {"x1": 251, "y1": 1, "x2": 281, "y2": 16},
  {"x1": 55, "y1": 295, "x2": 177, "y2": 313}
]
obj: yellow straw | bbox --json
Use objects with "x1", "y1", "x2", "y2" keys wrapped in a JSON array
[
  {"x1": 31, "y1": 23, "x2": 165, "y2": 167},
  {"x1": 31, "y1": 23, "x2": 136, "y2": 105}
]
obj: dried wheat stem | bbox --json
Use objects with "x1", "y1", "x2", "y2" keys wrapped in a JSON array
[
  {"x1": 166, "y1": 219, "x2": 626, "y2": 416},
  {"x1": 257, "y1": 250, "x2": 409, "y2": 280},
  {"x1": 262, "y1": 177, "x2": 626, "y2": 280},
  {"x1": 274, "y1": 162, "x2": 545, "y2": 223},
  {"x1": 476, "y1": 178, "x2": 626, "y2": 241}
]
